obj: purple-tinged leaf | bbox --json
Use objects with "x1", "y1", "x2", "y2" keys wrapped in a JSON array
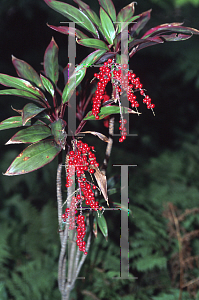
[
  {"x1": 129, "y1": 38, "x2": 163, "y2": 57},
  {"x1": 0, "y1": 116, "x2": 31, "y2": 131},
  {"x1": 95, "y1": 52, "x2": 116, "y2": 64},
  {"x1": 95, "y1": 210, "x2": 108, "y2": 240},
  {"x1": 98, "y1": 0, "x2": 116, "y2": 23},
  {"x1": 44, "y1": 37, "x2": 59, "y2": 85},
  {"x1": 77, "y1": 38, "x2": 109, "y2": 50},
  {"x1": 47, "y1": 24, "x2": 89, "y2": 39},
  {"x1": 0, "y1": 89, "x2": 45, "y2": 106},
  {"x1": 116, "y1": 2, "x2": 137, "y2": 33},
  {"x1": 100, "y1": 7, "x2": 116, "y2": 45},
  {"x1": 77, "y1": 131, "x2": 109, "y2": 142},
  {"x1": 22, "y1": 103, "x2": 47, "y2": 125},
  {"x1": 84, "y1": 106, "x2": 140, "y2": 120},
  {"x1": 0, "y1": 74, "x2": 46, "y2": 100},
  {"x1": 141, "y1": 23, "x2": 199, "y2": 39},
  {"x1": 44, "y1": 0, "x2": 99, "y2": 38},
  {"x1": 40, "y1": 75, "x2": 55, "y2": 97},
  {"x1": 4, "y1": 139, "x2": 62, "y2": 176},
  {"x1": 73, "y1": 0, "x2": 101, "y2": 28},
  {"x1": 116, "y1": 15, "x2": 139, "y2": 35},
  {"x1": 51, "y1": 119, "x2": 67, "y2": 149},
  {"x1": 159, "y1": 33, "x2": 192, "y2": 42},
  {"x1": 12, "y1": 55, "x2": 43, "y2": 90},
  {"x1": 5, "y1": 125, "x2": 51, "y2": 145},
  {"x1": 129, "y1": 9, "x2": 152, "y2": 38}
]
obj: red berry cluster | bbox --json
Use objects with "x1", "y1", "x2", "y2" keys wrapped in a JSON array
[
  {"x1": 76, "y1": 215, "x2": 87, "y2": 254},
  {"x1": 64, "y1": 139, "x2": 103, "y2": 254},
  {"x1": 119, "y1": 118, "x2": 127, "y2": 143},
  {"x1": 92, "y1": 58, "x2": 113, "y2": 119},
  {"x1": 65, "y1": 140, "x2": 99, "y2": 188}
]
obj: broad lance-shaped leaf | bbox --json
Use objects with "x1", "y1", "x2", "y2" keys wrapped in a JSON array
[
  {"x1": 44, "y1": 0, "x2": 99, "y2": 38},
  {"x1": 12, "y1": 55, "x2": 43, "y2": 90},
  {"x1": 62, "y1": 49, "x2": 107, "y2": 104},
  {"x1": 141, "y1": 23, "x2": 199, "y2": 39},
  {"x1": 22, "y1": 103, "x2": 47, "y2": 125},
  {"x1": 5, "y1": 125, "x2": 51, "y2": 144},
  {"x1": 73, "y1": 0, "x2": 101, "y2": 28},
  {"x1": 77, "y1": 38, "x2": 109, "y2": 50},
  {"x1": 0, "y1": 116, "x2": 31, "y2": 131},
  {"x1": 44, "y1": 37, "x2": 59, "y2": 85},
  {"x1": 47, "y1": 24, "x2": 89, "y2": 39},
  {"x1": 95, "y1": 210, "x2": 108, "y2": 240},
  {"x1": 51, "y1": 119, "x2": 67, "y2": 149},
  {"x1": 4, "y1": 139, "x2": 62, "y2": 176},
  {"x1": 98, "y1": 0, "x2": 116, "y2": 23},
  {"x1": 62, "y1": 67, "x2": 86, "y2": 104},
  {"x1": 0, "y1": 74, "x2": 46, "y2": 100},
  {"x1": 40, "y1": 75, "x2": 55, "y2": 97},
  {"x1": 100, "y1": 7, "x2": 116, "y2": 45},
  {"x1": 84, "y1": 106, "x2": 140, "y2": 120},
  {"x1": 116, "y1": 2, "x2": 137, "y2": 33},
  {"x1": 0, "y1": 89, "x2": 46, "y2": 106}
]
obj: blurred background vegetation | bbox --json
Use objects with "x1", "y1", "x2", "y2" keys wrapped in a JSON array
[{"x1": 0, "y1": 0, "x2": 199, "y2": 299}]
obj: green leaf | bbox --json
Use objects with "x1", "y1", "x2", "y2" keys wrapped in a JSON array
[
  {"x1": 0, "y1": 74, "x2": 46, "y2": 100},
  {"x1": 47, "y1": 24, "x2": 89, "y2": 39},
  {"x1": 44, "y1": 0, "x2": 99, "y2": 37},
  {"x1": 84, "y1": 105, "x2": 140, "y2": 120},
  {"x1": 62, "y1": 67, "x2": 86, "y2": 104},
  {"x1": 12, "y1": 55, "x2": 43, "y2": 90},
  {"x1": 5, "y1": 125, "x2": 51, "y2": 144},
  {"x1": 78, "y1": 49, "x2": 107, "y2": 68},
  {"x1": 40, "y1": 75, "x2": 55, "y2": 97},
  {"x1": 77, "y1": 38, "x2": 109, "y2": 50},
  {"x1": 0, "y1": 116, "x2": 31, "y2": 131},
  {"x1": 116, "y1": 2, "x2": 136, "y2": 24},
  {"x1": 22, "y1": 103, "x2": 47, "y2": 125},
  {"x1": 100, "y1": 7, "x2": 116, "y2": 45},
  {"x1": 51, "y1": 119, "x2": 67, "y2": 149},
  {"x1": 73, "y1": 0, "x2": 101, "y2": 28},
  {"x1": 0, "y1": 89, "x2": 45, "y2": 106},
  {"x1": 4, "y1": 139, "x2": 62, "y2": 176},
  {"x1": 98, "y1": 0, "x2": 116, "y2": 22},
  {"x1": 95, "y1": 210, "x2": 108, "y2": 240},
  {"x1": 44, "y1": 37, "x2": 59, "y2": 84}
]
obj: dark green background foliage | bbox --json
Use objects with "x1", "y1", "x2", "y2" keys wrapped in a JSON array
[{"x1": 0, "y1": 0, "x2": 199, "y2": 299}]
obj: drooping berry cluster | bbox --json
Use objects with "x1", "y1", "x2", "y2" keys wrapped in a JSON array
[
  {"x1": 92, "y1": 59, "x2": 155, "y2": 142},
  {"x1": 64, "y1": 139, "x2": 103, "y2": 254}
]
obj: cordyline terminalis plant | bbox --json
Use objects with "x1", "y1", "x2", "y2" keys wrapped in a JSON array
[{"x1": 0, "y1": 0, "x2": 199, "y2": 299}]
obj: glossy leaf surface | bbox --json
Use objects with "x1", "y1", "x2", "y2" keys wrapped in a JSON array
[
  {"x1": 98, "y1": 0, "x2": 116, "y2": 22},
  {"x1": 40, "y1": 75, "x2": 55, "y2": 97},
  {"x1": 0, "y1": 89, "x2": 44, "y2": 106},
  {"x1": 129, "y1": 9, "x2": 152, "y2": 38},
  {"x1": 22, "y1": 103, "x2": 47, "y2": 125},
  {"x1": 77, "y1": 38, "x2": 109, "y2": 50},
  {"x1": 44, "y1": 37, "x2": 59, "y2": 84},
  {"x1": 95, "y1": 210, "x2": 108, "y2": 240},
  {"x1": 0, "y1": 116, "x2": 31, "y2": 131},
  {"x1": 0, "y1": 74, "x2": 46, "y2": 100},
  {"x1": 78, "y1": 49, "x2": 107, "y2": 68},
  {"x1": 51, "y1": 119, "x2": 67, "y2": 149},
  {"x1": 5, "y1": 125, "x2": 51, "y2": 144},
  {"x1": 47, "y1": 24, "x2": 89, "y2": 39},
  {"x1": 84, "y1": 105, "x2": 140, "y2": 120},
  {"x1": 116, "y1": 2, "x2": 137, "y2": 33},
  {"x1": 100, "y1": 7, "x2": 115, "y2": 45},
  {"x1": 12, "y1": 56, "x2": 43, "y2": 90},
  {"x1": 44, "y1": 0, "x2": 99, "y2": 37},
  {"x1": 73, "y1": 0, "x2": 101, "y2": 28},
  {"x1": 4, "y1": 139, "x2": 61, "y2": 176}
]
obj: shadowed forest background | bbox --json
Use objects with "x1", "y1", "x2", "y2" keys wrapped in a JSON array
[{"x1": 0, "y1": 0, "x2": 199, "y2": 299}]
